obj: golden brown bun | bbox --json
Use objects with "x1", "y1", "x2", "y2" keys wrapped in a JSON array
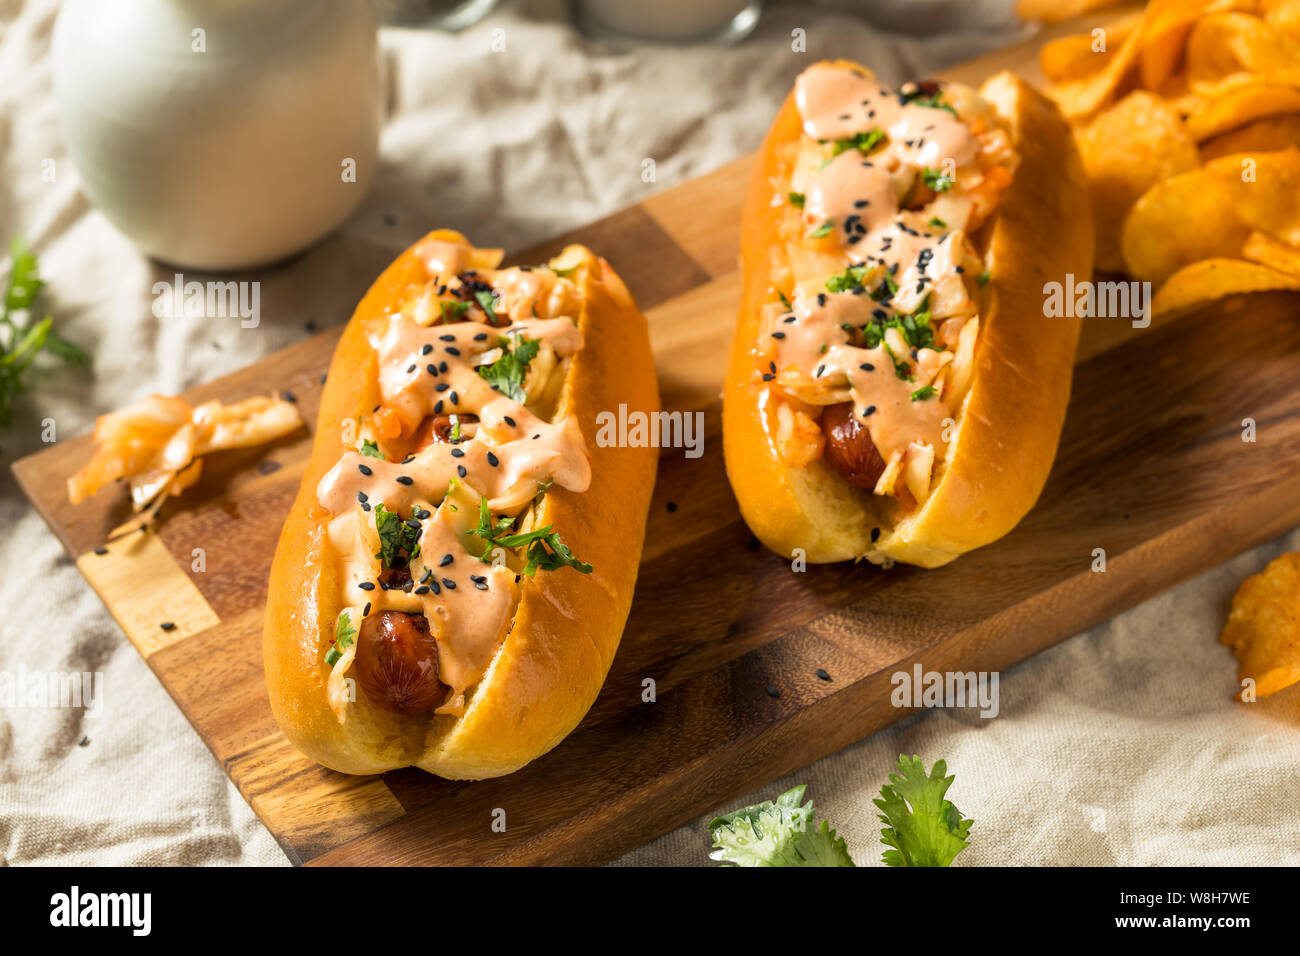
[
  {"x1": 263, "y1": 230, "x2": 660, "y2": 778},
  {"x1": 723, "y1": 66, "x2": 1094, "y2": 569}
]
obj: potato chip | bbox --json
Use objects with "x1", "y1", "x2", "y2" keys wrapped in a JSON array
[
  {"x1": 1200, "y1": 114, "x2": 1300, "y2": 159},
  {"x1": 1122, "y1": 148, "x2": 1300, "y2": 283},
  {"x1": 1017, "y1": 0, "x2": 1126, "y2": 24},
  {"x1": 1151, "y1": 257, "x2": 1300, "y2": 315},
  {"x1": 1262, "y1": 0, "x2": 1300, "y2": 36},
  {"x1": 1220, "y1": 552, "x2": 1300, "y2": 700},
  {"x1": 1185, "y1": 80, "x2": 1300, "y2": 140},
  {"x1": 1185, "y1": 12, "x2": 1300, "y2": 88},
  {"x1": 1077, "y1": 92, "x2": 1200, "y2": 272},
  {"x1": 1243, "y1": 228, "x2": 1300, "y2": 273},
  {"x1": 1049, "y1": 21, "x2": 1143, "y2": 119},
  {"x1": 1140, "y1": 0, "x2": 1221, "y2": 90},
  {"x1": 1040, "y1": 13, "x2": 1143, "y2": 84}
]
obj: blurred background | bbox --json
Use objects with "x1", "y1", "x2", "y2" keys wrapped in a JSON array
[{"x1": 0, "y1": 0, "x2": 1077, "y2": 867}]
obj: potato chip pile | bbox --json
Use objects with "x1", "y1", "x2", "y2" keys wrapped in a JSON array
[
  {"x1": 1036, "y1": 0, "x2": 1300, "y2": 315},
  {"x1": 1220, "y1": 552, "x2": 1300, "y2": 700}
]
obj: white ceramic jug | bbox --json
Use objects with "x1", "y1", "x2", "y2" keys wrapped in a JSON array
[{"x1": 53, "y1": 0, "x2": 381, "y2": 270}]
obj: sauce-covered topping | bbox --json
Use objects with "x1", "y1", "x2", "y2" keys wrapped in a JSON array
[
  {"x1": 319, "y1": 240, "x2": 594, "y2": 720},
  {"x1": 762, "y1": 63, "x2": 1016, "y2": 507}
]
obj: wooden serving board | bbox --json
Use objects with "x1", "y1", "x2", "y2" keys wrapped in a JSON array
[{"x1": 16, "y1": 13, "x2": 1300, "y2": 866}]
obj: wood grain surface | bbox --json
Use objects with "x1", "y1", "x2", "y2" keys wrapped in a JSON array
[{"x1": 17, "y1": 7, "x2": 1294, "y2": 867}]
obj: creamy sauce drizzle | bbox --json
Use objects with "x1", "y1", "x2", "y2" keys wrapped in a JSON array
[
  {"x1": 317, "y1": 256, "x2": 591, "y2": 718},
  {"x1": 768, "y1": 63, "x2": 1003, "y2": 494}
]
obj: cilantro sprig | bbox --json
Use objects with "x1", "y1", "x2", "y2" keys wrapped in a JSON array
[
  {"x1": 325, "y1": 611, "x2": 357, "y2": 667},
  {"x1": 359, "y1": 438, "x2": 385, "y2": 459},
  {"x1": 373, "y1": 502, "x2": 421, "y2": 568},
  {"x1": 470, "y1": 493, "x2": 591, "y2": 577},
  {"x1": 709, "y1": 786, "x2": 854, "y2": 867},
  {"x1": 831, "y1": 129, "x2": 886, "y2": 157},
  {"x1": 875, "y1": 755, "x2": 972, "y2": 867},
  {"x1": 477, "y1": 333, "x2": 540, "y2": 403},
  {"x1": 921, "y1": 167, "x2": 955, "y2": 193},
  {"x1": 1, "y1": 238, "x2": 86, "y2": 426}
]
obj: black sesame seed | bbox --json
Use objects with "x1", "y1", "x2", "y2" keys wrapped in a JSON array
[
  {"x1": 396, "y1": 475, "x2": 414, "y2": 486},
  {"x1": 357, "y1": 491, "x2": 368, "y2": 503},
  {"x1": 771, "y1": 331, "x2": 786, "y2": 339},
  {"x1": 451, "y1": 447, "x2": 465, "y2": 458},
  {"x1": 433, "y1": 400, "x2": 444, "y2": 414},
  {"x1": 93, "y1": 546, "x2": 108, "y2": 556},
  {"x1": 816, "y1": 668, "x2": 832, "y2": 681},
  {"x1": 474, "y1": 581, "x2": 488, "y2": 590},
  {"x1": 470, "y1": 574, "x2": 486, "y2": 583},
  {"x1": 439, "y1": 361, "x2": 448, "y2": 372},
  {"x1": 160, "y1": 621, "x2": 176, "y2": 632},
  {"x1": 504, "y1": 416, "x2": 516, "y2": 427},
  {"x1": 870, "y1": 527, "x2": 881, "y2": 542},
  {"x1": 442, "y1": 578, "x2": 456, "y2": 589},
  {"x1": 406, "y1": 364, "x2": 417, "y2": 373},
  {"x1": 666, "y1": 501, "x2": 678, "y2": 513},
  {"x1": 435, "y1": 382, "x2": 450, "y2": 392},
  {"x1": 762, "y1": 373, "x2": 775, "y2": 381},
  {"x1": 474, "y1": 332, "x2": 488, "y2": 341},
  {"x1": 450, "y1": 392, "x2": 459, "y2": 406},
  {"x1": 457, "y1": 465, "x2": 467, "y2": 478},
  {"x1": 863, "y1": 405, "x2": 876, "y2": 416},
  {"x1": 486, "y1": 452, "x2": 499, "y2": 467},
  {"x1": 415, "y1": 586, "x2": 430, "y2": 595},
  {"x1": 363, "y1": 602, "x2": 371, "y2": 616},
  {"x1": 422, "y1": 343, "x2": 433, "y2": 355},
  {"x1": 439, "y1": 334, "x2": 455, "y2": 342},
  {"x1": 429, "y1": 580, "x2": 441, "y2": 595},
  {"x1": 440, "y1": 554, "x2": 454, "y2": 567},
  {"x1": 358, "y1": 464, "x2": 373, "y2": 476},
  {"x1": 446, "y1": 347, "x2": 461, "y2": 356},
  {"x1": 859, "y1": 362, "x2": 875, "y2": 372},
  {"x1": 766, "y1": 685, "x2": 781, "y2": 698},
  {"x1": 359, "y1": 581, "x2": 376, "y2": 591},
  {"x1": 427, "y1": 364, "x2": 437, "y2": 375}
]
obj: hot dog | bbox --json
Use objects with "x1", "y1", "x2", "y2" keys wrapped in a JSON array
[
  {"x1": 723, "y1": 62, "x2": 1093, "y2": 568},
  {"x1": 263, "y1": 230, "x2": 659, "y2": 778}
]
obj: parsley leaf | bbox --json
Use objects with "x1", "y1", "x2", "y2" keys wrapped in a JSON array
[
  {"x1": 709, "y1": 785, "x2": 855, "y2": 867},
  {"x1": 359, "y1": 439, "x2": 385, "y2": 459},
  {"x1": 788, "y1": 191, "x2": 805, "y2": 209},
  {"x1": 1, "y1": 238, "x2": 86, "y2": 427},
  {"x1": 825, "y1": 264, "x2": 869, "y2": 293},
  {"x1": 373, "y1": 502, "x2": 421, "y2": 568},
  {"x1": 831, "y1": 129, "x2": 886, "y2": 157},
  {"x1": 476, "y1": 334, "x2": 540, "y2": 403},
  {"x1": 325, "y1": 611, "x2": 357, "y2": 667},
  {"x1": 470, "y1": 493, "x2": 592, "y2": 576},
  {"x1": 810, "y1": 220, "x2": 834, "y2": 239},
  {"x1": 921, "y1": 167, "x2": 955, "y2": 193},
  {"x1": 473, "y1": 289, "x2": 499, "y2": 323},
  {"x1": 874, "y1": 755, "x2": 972, "y2": 867},
  {"x1": 439, "y1": 299, "x2": 471, "y2": 323},
  {"x1": 911, "y1": 385, "x2": 937, "y2": 401},
  {"x1": 900, "y1": 88, "x2": 958, "y2": 117},
  {"x1": 977, "y1": 269, "x2": 992, "y2": 287}
]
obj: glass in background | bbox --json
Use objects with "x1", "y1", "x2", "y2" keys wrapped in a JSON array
[
  {"x1": 373, "y1": 0, "x2": 502, "y2": 30},
  {"x1": 573, "y1": 0, "x2": 763, "y2": 45}
]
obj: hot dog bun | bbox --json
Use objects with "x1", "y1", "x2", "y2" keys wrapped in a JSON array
[
  {"x1": 723, "y1": 65, "x2": 1093, "y2": 568},
  {"x1": 264, "y1": 230, "x2": 659, "y2": 778}
]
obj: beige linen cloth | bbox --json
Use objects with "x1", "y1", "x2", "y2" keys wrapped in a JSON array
[{"x1": 0, "y1": 0, "x2": 1296, "y2": 867}]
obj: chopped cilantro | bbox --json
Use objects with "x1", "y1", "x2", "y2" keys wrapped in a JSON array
[{"x1": 476, "y1": 334, "x2": 540, "y2": 403}]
